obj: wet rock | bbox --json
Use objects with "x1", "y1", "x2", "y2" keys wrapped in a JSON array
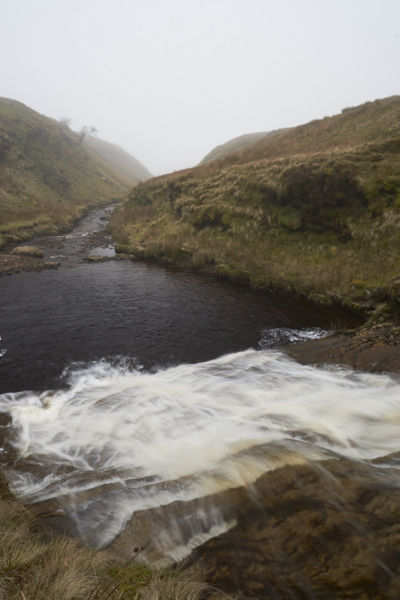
[
  {"x1": 284, "y1": 323, "x2": 400, "y2": 374},
  {"x1": 179, "y1": 459, "x2": 400, "y2": 599},
  {"x1": 0, "y1": 412, "x2": 11, "y2": 428},
  {"x1": 108, "y1": 485, "x2": 246, "y2": 565},
  {"x1": 29, "y1": 478, "x2": 128, "y2": 539}
]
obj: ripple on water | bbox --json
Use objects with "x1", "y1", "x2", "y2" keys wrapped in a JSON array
[{"x1": 0, "y1": 257, "x2": 360, "y2": 393}]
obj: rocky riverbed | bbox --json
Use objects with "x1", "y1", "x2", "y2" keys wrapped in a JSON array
[{"x1": 0, "y1": 206, "x2": 118, "y2": 275}]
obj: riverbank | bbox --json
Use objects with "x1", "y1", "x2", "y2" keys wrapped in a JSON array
[
  {"x1": 284, "y1": 321, "x2": 400, "y2": 374},
  {"x1": 3, "y1": 206, "x2": 400, "y2": 375}
]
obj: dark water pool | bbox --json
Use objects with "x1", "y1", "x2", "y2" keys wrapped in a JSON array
[{"x1": 0, "y1": 257, "x2": 361, "y2": 393}]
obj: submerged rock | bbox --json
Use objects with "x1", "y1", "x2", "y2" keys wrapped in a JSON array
[
  {"x1": 84, "y1": 254, "x2": 109, "y2": 262},
  {"x1": 43, "y1": 261, "x2": 60, "y2": 270}
]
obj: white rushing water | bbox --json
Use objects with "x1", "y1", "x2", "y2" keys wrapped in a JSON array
[{"x1": 1, "y1": 347, "x2": 400, "y2": 550}]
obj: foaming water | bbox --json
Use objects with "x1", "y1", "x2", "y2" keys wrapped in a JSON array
[
  {"x1": 0, "y1": 335, "x2": 6, "y2": 359},
  {"x1": 259, "y1": 326, "x2": 329, "y2": 348},
  {"x1": 1, "y1": 349, "x2": 400, "y2": 553}
]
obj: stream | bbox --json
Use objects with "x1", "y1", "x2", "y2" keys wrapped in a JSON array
[{"x1": 1, "y1": 207, "x2": 400, "y2": 599}]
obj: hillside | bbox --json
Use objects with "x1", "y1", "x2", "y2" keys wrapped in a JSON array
[
  {"x1": 0, "y1": 98, "x2": 137, "y2": 247},
  {"x1": 198, "y1": 132, "x2": 269, "y2": 165},
  {"x1": 109, "y1": 95, "x2": 400, "y2": 321},
  {"x1": 209, "y1": 96, "x2": 400, "y2": 167},
  {"x1": 83, "y1": 135, "x2": 152, "y2": 185}
]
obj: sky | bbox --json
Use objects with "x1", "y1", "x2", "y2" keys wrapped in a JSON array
[{"x1": 2, "y1": 0, "x2": 400, "y2": 176}]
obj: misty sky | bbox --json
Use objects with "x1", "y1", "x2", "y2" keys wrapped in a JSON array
[{"x1": 2, "y1": 0, "x2": 400, "y2": 175}]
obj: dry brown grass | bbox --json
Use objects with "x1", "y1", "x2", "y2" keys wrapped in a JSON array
[
  {"x1": 107, "y1": 96, "x2": 400, "y2": 320},
  {"x1": 0, "y1": 473, "x2": 213, "y2": 600},
  {"x1": 0, "y1": 494, "x2": 105, "y2": 600},
  {"x1": 134, "y1": 574, "x2": 209, "y2": 600},
  {"x1": 202, "y1": 96, "x2": 400, "y2": 169}
]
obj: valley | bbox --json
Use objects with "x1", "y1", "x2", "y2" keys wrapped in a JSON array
[{"x1": 1, "y1": 95, "x2": 400, "y2": 600}]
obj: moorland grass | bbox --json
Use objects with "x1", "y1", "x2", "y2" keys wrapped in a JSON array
[
  {"x1": 0, "y1": 473, "x2": 209, "y2": 600},
  {"x1": 109, "y1": 96, "x2": 400, "y2": 320}
]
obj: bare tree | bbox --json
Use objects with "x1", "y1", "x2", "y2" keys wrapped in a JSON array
[
  {"x1": 78, "y1": 125, "x2": 98, "y2": 144},
  {"x1": 59, "y1": 116, "x2": 71, "y2": 128}
]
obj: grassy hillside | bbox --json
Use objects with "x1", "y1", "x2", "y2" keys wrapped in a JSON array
[
  {"x1": 198, "y1": 131, "x2": 270, "y2": 165},
  {"x1": 84, "y1": 135, "x2": 153, "y2": 185},
  {"x1": 109, "y1": 95, "x2": 400, "y2": 321},
  {"x1": 0, "y1": 98, "x2": 134, "y2": 247}
]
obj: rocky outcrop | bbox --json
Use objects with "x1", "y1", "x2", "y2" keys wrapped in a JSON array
[
  {"x1": 180, "y1": 457, "x2": 400, "y2": 599},
  {"x1": 284, "y1": 322, "x2": 400, "y2": 374}
]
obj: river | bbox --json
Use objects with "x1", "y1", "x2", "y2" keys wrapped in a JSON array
[{"x1": 1, "y1": 207, "x2": 400, "y2": 599}]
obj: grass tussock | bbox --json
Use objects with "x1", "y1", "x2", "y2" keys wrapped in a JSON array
[
  {"x1": 134, "y1": 575, "x2": 209, "y2": 600},
  {"x1": 0, "y1": 490, "x2": 103, "y2": 599},
  {"x1": 109, "y1": 96, "x2": 400, "y2": 320},
  {"x1": 0, "y1": 475, "x2": 210, "y2": 600}
]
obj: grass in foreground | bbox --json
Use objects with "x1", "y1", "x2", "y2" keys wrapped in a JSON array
[{"x1": 0, "y1": 475, "x2": 209, "y2": 600}]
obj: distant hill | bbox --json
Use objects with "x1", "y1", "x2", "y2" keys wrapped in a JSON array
[
  {"x1": 198, "y1": 132, "x2": 269, "y2": 165},
  {"x1": 198, "y1": 129, "x2": 285, "y2": 167},
  {"x1": 83, "y1": 135, "x2": 152, "y2": 185},
  {"x1": 110, "y1": 95, "x2": 400, "y2": 320},
  {"x1": 0, "y1": 98, "x2": 145, "y2": 246},
  {"x1": 208, "y1": 97, "x2": 400, "y2": 167}
]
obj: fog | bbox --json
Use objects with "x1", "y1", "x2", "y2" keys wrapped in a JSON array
[{"x1": 2, "y1": 0, "x2": 400, "y2": 175}]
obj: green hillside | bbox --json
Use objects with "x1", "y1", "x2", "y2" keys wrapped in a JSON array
[
  {"x1": 83, "y1": 135, "x2": 152, "y2": 185},
  {"x1": 0, "y1": 98, "x2": 135, "y2": 247},
  {"x1": 109, "y1": 95, "x2": 400, "y2": 321},
  {"x1": 198, "y1": 132, "x2": 270, "y2": 165}
]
